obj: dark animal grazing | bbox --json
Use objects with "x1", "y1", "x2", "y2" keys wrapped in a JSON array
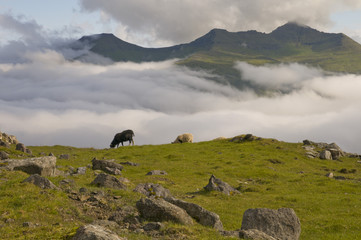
[{"x1": 110, "y1": 130, "x2": 135, "y2": 148}]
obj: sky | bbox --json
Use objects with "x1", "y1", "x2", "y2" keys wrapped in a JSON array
[{"x1": 1, "y1": 1, "x2": 361, "y2": 153}]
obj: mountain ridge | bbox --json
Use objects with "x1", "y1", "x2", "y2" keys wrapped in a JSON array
[{"x1": 73, "y1": 22, "x2": 361, "y2": 88}]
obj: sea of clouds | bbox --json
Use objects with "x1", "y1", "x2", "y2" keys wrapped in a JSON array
[{"x1": 1, "y1": 47, "x2": 361, "y2": 152}]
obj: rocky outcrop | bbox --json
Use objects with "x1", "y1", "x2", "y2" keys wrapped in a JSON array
[
  {"x1": 204, "y1": 175, "x2": 240, "y2": 195},
  {"x1": 91, "y1": 173, "x2": 127, "y2": 189},
  {"x1": 92, "y1": 158, "x2": 123, "y2": 175},
  {"x1": 303, "y1": 140, "x2": 346, "y2": 160},
  {"x1": 0, "y1": 131, "x2": 19, "y2": 146},
  {"x1": 165, "y1": 197, "x2": 223, "y2": 230},
  {"x1": 72, "y1": 224, "x2": 125, "y2": 240},
  {"x1": 241, "y1": 208, "x2": 301, "y2": 240},
  {"x1": 0, "y1": 151, "x2": 9, "y2": 160},
  {"x1": 134, "y1": 183, "x2": 172, "y2": 198},
  {"x1": 136, "y1": 198, "x2": 194, "y2": 225},
  {"x1": 22, "y1": 174, "x2": 58, "y2": 189},
  {"x1": 0, "y1": 156, "x2": 57, "y2": 176}
]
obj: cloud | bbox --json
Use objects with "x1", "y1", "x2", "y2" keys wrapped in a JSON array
[
  {"x1": 1, "y1": 49, "x2": 361, "y2": 153},
  {"x1": 79, "y1": 0, "x2": 361, "y2": 46}
]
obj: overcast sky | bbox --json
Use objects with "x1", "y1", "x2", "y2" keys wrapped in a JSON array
[{"x1": 1, "y1": 1, "x2": 361, "y2": 153}]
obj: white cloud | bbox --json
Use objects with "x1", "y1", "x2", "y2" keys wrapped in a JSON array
[
  {"x1": 79, "y1": 0, "x2": 361, "y2": 46},
  {"x1": 1, "y1": 50, "x2": 361, "y2": 153}
]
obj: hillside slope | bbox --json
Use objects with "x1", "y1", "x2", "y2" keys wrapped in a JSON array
[
  {"x1": 74, "y1": 22, "x2": 361, "y2": 88},
  {"x1": 1, "y1": 135, "x2": 361, "y2": 239}
]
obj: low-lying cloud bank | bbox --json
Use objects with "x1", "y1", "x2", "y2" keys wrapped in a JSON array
[{"x1": 1, "y1": 49, "x2": 361, "y2": 153}]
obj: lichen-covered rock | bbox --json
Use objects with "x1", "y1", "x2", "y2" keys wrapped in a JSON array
[
  {"x1": 134, "y1": 183, "x2": 172, "y2": 198},
  {"x1": 92, "y1": 158, "x2": 123, "y2": 175},
  {"x1": 72, "y1": 224, "x2": 124, "y2": 240},
  {"x1": 91, "y1": 173, "x2": 127, "y2": 189},
  {"x1": 22, "y1": 174, "x2": 58, "y2": 189},
  {"x1": 0, "y1": 151, "x2": 9, "y2": 160},
  {"x1": 136, "y1": 198, "x2": 193, "y2": 225},
  {"x1": 204, "y1": 174, "x2": 240, "y2": 195},
  {"x1": 241, "y1": 208, "x2": 301, "y2": 240},
  {"x1": 0, "y1": 156, "x2": 57, "y2": 176}
]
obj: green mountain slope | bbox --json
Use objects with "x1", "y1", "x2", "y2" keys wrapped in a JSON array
[
  {"x1": 74, "y1": 22, "x2": 361, "y2": 88},
  {"x1": 1, "y1": 136, "x2": 361, "y2": 239}
]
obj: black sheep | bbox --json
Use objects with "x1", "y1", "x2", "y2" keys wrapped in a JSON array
[{"x1": 110, "y1": 130, "x2": 135, "y2": 148}]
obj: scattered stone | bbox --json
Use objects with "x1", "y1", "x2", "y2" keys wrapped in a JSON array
[
  {"x1": 326, "y1": 172, "x2": 334, "y2": 178},
  {"x1": 92, "y1": 158, "x2": 123, "y2": 175},
  {"x1": 165, "y1": 197, "x2": 223, "y2": 230},
  {"x1": 320, "y1": 150, "x2": 332, "y2": 160},
  {"x1": 120, "y1": 161, "x2": 139, "y2": 166},
  {"x1": 15, "y1": 143, "x2": 27, "y2": 153},
  {"x1": 76, "y1": 167, "x2": 87, "y2": 175},
  {"x1": 72, "y1": 224, "x2": 124, "y2": 240},
  {"x1": 91, "y1": 173, "x2": 127, "y2": 189},
  {"x1": 241, "y1": 208, "x2": 301, "y2": 240},
  {"x1": 134, "y1": 183, "x2": 172, "y2": 198},
  {"x1": 204, "y1": 175, "x2": 240, "y2": 195},
  {"x1": 240, "y1": 229, "x2": 277, "y2": 240},
  {"x1": 22, "y1": 174, "x2": 58, "y2": 189},
  {"x1": 23, "y1": 222, "x2": 37, "y2": 228},
  {"x1": 0, "y1": 156, "x2": 57, "y2": 176},
  {"x1": 0, "y1": 151, "x2": 9, "y2": 160},
  {"x1": 136, "y1": 198, "x2": 193, "y2": 225},
  {"x1": 146, "y1": 170, "x2": 167, "y2": 176},
  {"x1": 59, "y1": 154, "x2": 70, "y2": 160},
  {"x1": 143, "y1": 222, "x2": 164, "y2": 231}
]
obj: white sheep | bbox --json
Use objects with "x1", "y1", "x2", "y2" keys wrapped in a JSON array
[{"x1": 172, "y1": 133, "x2": 193, "y2": 144}]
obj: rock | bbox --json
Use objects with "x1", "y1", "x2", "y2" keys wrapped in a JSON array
[
  {"x1": 76, "y1": 167, "x2": 87, "y2": 175},
  {"x1": 0, "y1": 141, "x2": 10, "y2": 148},
  {"x1": 219, "y1": 230, "x2": 241, "y2": 238},
  {"x1": 165, "y1": 197, "x2": 223, "y2": 230},
  {"x1": 320, "y1": 150, "x2": 332, "y2": 160},
  {"x1": 120, "y1": 161, "x2": 139, "y2": 166},
  {"x1": 230, "y1": 134, "x2": 256, "y2": 142},
  {"x1": 16, "y1": 143, "x2": 27, "y2": 153},
  {"x1": 134, "y1": 183, "x2": 172, "y2": 198},
  {"x1": 59, "y1": 154, "x2": 70, "y2": 160},
  {"x1": 241, "y1": 208, "x2": 301, "y2": 240},
  {"x1": 143, "y1": 222, "x2": 164, "y2": 231},
  {"x1": 146, "y1": 170, "x2": 167, "y2": 176},
  {"x1": 204, "y1": 175, "x2": 240, "y2": 195},
  {"x1": 240, "y1": 229, "x2": 277, "y2": 240},
  {"x1": 0, "y1": 151, "x2": 9, "y2": 160},
  {"x1": 136, "y1": 198, "x2": 193, "y2": 225},
  {"x1": 72, "y1": 224, "x2": 124, "y2": 240},
  {"x1": 108, "y1": 206, "x2": 140, "y2": 225},
  {"x1": 0, "y1": 156, "x2": 57, "y2": 176},
  {"x1": 326, "y1": 172, "x2": 334, "y2": 178},
  {"x1": 91, "y1": 173, "x2": 127, "y2": 189},
  {"x1": 22, "y1": 174, "x2": 58, "y2": 189},
  {"x1": 92, "y1": 158, "x2": 123, "y2": 175}
]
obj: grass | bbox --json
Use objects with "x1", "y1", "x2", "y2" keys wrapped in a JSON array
[{"x1": 1, "y1": 136, "x2": 361, "y2": 239}]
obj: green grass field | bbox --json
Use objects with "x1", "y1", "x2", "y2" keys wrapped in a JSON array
[{"x1": 1, "y1": 136, "x2": 361, "y2": 239}]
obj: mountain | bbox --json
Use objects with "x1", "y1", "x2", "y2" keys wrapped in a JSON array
[{"x1": 73, "y1": 22, "x2": 361, "y2": 88}]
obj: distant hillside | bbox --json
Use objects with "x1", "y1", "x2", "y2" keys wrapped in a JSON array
[{"x1": 73, "y1": 22, "x2": 361, "y2": 88}]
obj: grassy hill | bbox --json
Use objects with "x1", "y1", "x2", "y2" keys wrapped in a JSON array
[
  {"x1": 1, "y1": 136, "x2": 361, "y2": 239},
  {"x1": 75, "y1": 22, "x2": 361, "y2": 89}
]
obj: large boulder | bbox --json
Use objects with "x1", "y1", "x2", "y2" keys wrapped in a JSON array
[
  {"x1": 136, "y1": 198, "x2": 193, "y2": 225},
  {"x1": 241, "y1": 208, "x2": 301, "y2": 240},
  {"x1": 22, "y1": 174, "x2": 58, "y2": 189},
  {"x1": 0, "y1": 156, "x2": 57, "y2": 176},
  {"x1": 204, "y1": 175, "x2": 240, "y2": 195},
  {"x1": 92, "y1": 158, "x2": 123, "y2": 175},
  {"x1": 91, "y1": 173, "x2": 127, "y2": 189},
  {"x1": 165, "y1": 197, "x2": 223, "y2": 230},
  {"x1": 134, "y1": 183, "x2": 172, "y2": 198},
  {"x1": 72, "y1": 224, "x2": 124, "y2": 240},
  {"x1": 0, "y1": 151, "x2": 9, "y2": 160}
]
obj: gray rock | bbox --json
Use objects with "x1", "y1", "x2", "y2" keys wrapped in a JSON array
[
  {"x1": 0, "y1": 151, "x2": 9, "y2": 160},
  {"x1": 136, "y1": 198, "x2": 193, "y2": 225},
  {"x1": 240, "y1": 229, "x2": 277, "y2": 240},
  {"x1": 0, "y1": 156, "x2": 57, "y2": 176},
  {"x1": 72, "y1": 224, "x2": 124, "y2": 240},
  {"x1": 91, "y1": 173, "x2": 127, "y2": 189},
  {"x1": 204, "y1": 175, "x2": 240, "y2": 195},
  {"x1": 325, "y1": 172, "x2": 334, "y2": 178},
  {"x1": 76, "y1": 167, "x2": 87, "y2": 175},
  {"x1": 16, "y1": 143, "x2": 27, "y2": 153},
  {"x1": 241, "y1": 208, "x2": 301, "y2": 240},
  {"x1": 320, "y1": 150, "x2": 332, "y2": 160},
  {"x1": 22, "y1": 174, "x2": 57, "y2": 189},
  {"x1": 92, "y1": 158, "x2": 123, "y2": 175},
  {"x1": 134, "y1": 183, "x2": 172, "y2": 198},
  {"x1": 108, "y1": 206, "x2": 139, "y2": 225},
  {"x1": 146, "y1": 170, "x2": 167, "y2": 175},
  {"x1": 59, "y1": 154, "x2": 70, "y2": 160},
  {"x1": 165, "y1": 197, "x2": 223, "y2": 230},
  {"x1": 143, "y1": 222, "x2": 164, "y2": 231},
  {"x1": 0, "y1": 140, "x2": 10, "y2": 148}
]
